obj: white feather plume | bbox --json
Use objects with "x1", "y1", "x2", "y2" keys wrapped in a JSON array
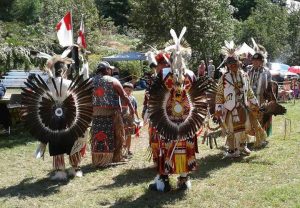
[
  {"x1": 145, "y1": 51, "x2": 157, "y2": 66},
  {"x1": 178, "y1": 27, "x2": 187, "y2": 43},
  {"x1": 35, "y1": 52, "x2": 52, "y2": 60}
]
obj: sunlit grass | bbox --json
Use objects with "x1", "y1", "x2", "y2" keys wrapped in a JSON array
[{"x1": 0, "y1": 96, "x2": 299, "y2": 207}]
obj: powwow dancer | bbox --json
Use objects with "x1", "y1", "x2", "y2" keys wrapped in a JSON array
[
  {"x1": 143, "y1": 52, "x2": 171, "y2": 167},
  {"x1": 248, "y1": 39, "x2": 286, "y2": 139},
  {"x1": 91, "y1": 62, "x2": 134, "y2": 167},
  {"x1": 147, "y1": 27, "x2": 216, "y2": 191},
  {"x1": 22, "y1": 55, "x2": 93, "y2": 180},
  {"x1": 214, "y1": 41, "x2": 267, "y2": 156}
]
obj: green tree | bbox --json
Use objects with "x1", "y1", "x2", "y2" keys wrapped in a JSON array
[
  {"x1": 0, "y1": 0, "x2": 107, "y2": 72},
  {"x1": 230, "y1": 0, "x2": 256, "y2": 20},
  {"x1": 287, "y1": 8, "x2": 300, "y2": 65},
  {"x1": 0, "y1": 0, "x2": 14, "y2": 21},
  {"x1": 235, "y1": 0, "x2": 290, "y2": 62},
  {"x1": 10, "y1": 0, "x2": 42, "y2": 24},
  {"x1": 130, "y1": 0, "x2": 234, "y2": 68},
  {"x1": 96, "y1": 0, "x2": 130, "y2": 28}
]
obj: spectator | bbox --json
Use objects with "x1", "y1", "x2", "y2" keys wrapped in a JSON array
[
  {"x1": 112, "y1": 67, "x2": 120, "y2": 80},
  {"x1": 0, "y1": 83, "x2": 11, "y2": 135},
  {"x1": 292, "y1": 78, "x2": 299, "y2": 98},
  {"x1": 207, "y1": 60, "x2": 215, "y2": 78},
  {"x1": 279, "y1": 78, "x2": 293, "y2": 102},
  {"x1": 198, "y1": 60, "x2": 206, "y2": 77}
]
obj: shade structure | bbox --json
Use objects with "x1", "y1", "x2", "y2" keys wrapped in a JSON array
[
  {"x1": 237, "y1": 42, "x2": 255, "y2": 55},
  {"x1": 102, "y1": 52, "x2": 146, "y2": 62},
  {"x1": 288, "y1": 66, "x2": 300, "y2": 74}
]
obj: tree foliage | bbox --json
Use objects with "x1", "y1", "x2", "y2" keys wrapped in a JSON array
[
  {"x1": 287, "y1": 8, "x2": 300, "y2": 65},
  {"x1": 130, "y1": 0, "x2": 234, "y2": 68},
  {"x1": 235, "y1": 0, "x2": 290, "y2": 62},
  {"x1": 95, "y1": 0, "x2": 130, "y2": 28},
  {"x1": 230, "y1": 0, "x2": 256, "y2": 20}
]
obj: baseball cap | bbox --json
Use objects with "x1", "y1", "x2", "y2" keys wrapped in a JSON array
[{"x1": 97, "y1": 61, "x2": 114, "y2": 70}]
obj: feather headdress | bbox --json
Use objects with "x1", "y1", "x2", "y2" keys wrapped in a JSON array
[
  {"x1": 31, "y1": 47, "x2": 74, "y2": 78},
  {"x1": 217, "y1": 40, "x2": 239, "y2": 69},
  {"x1": 251, "y1": 38, "x2": 268, "y2": 58},
  {"x1": 251, "y1": 38, "x2": 268, "y2": 65},
  {"x1": 220, "y1": 40, "x2": 239, "y2": 61},
  {"x1": 164, "y1": 27, "x2": 192, "y2": 85}
]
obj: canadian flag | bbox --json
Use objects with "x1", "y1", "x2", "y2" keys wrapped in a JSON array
[
  {"x1": 56, "y1": 12, "x2": 73, "y2": 47},
  {"x1": 77, "y1": 18, "x2": 87, "y2": 48}
]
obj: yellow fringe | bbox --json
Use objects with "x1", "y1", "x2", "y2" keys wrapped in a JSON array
[{"x1": 174, "y1": 154, "x2": 187, "y2": 174}]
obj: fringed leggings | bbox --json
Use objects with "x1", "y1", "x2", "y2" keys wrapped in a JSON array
[{"x1": 53, "y1": 152, "x2": 82, "y2": 171}]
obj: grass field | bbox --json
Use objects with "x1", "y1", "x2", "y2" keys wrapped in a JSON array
[{"x1": 0, "y1": 90, "x2": 299, "y2": 208}]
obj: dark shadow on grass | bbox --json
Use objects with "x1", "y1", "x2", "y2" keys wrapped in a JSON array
[
  {"x1": 97, "y1": 167, "x2": 156, "y2": 189},
  {"x1": 239, "y1": 155, "x2": 274, "y2": 166},
  {"x1": 0, "y1": 177, "x2": 69, "y2": 199},
  {"x1": 247, "y1": 141, "x2": 270, "y2": 152},
  {"x1": 192, "y1": 152, "x2": 274, "y2": 179},
  {"x1": 109, "y1": 188, "x2": 186, "y2": 208},
  {"x1": 0, "y1": 123, "x2": 35, "y2": 149},
  {"x1": 191, "y1": 152, "x2": 259, "y2": 179},
  {"x1": 80, "y1": 162, "x2": 132, "y2": 176}
]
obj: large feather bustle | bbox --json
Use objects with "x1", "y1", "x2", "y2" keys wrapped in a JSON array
[
  {"x1": 148, "y1": 75, "x2": 217, "y2": 141},
  {"x1": 21, "y1": 75, "x2": 93, "y2": 145}
]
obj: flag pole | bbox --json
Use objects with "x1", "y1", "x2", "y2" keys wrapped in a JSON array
[{"x1": 70, "y1": 9, "x2": 74, "y2": 45}]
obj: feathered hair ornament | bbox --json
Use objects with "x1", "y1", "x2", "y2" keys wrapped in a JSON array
[
  {"x1": 220, "y1": 40, "x2": 239, "y2": 62},
  {"x1": 251, "y1": 38, "x2": 268, "y2": 58},
  {"x1": 145, "y1": 45, "x2": 171, "y2": 68},
  {"x1": 163, "y1": 27, "x2": 193, "y2": 85},
  {"x1": 251, "y1": 38, "x2": 268, "y2": 65},
  {"x1": 31, "y1": 46, "x2": 76, "y2": 78},
  {"x1": 217, "y1": 40, "x2": 239, "y2": 69}
]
